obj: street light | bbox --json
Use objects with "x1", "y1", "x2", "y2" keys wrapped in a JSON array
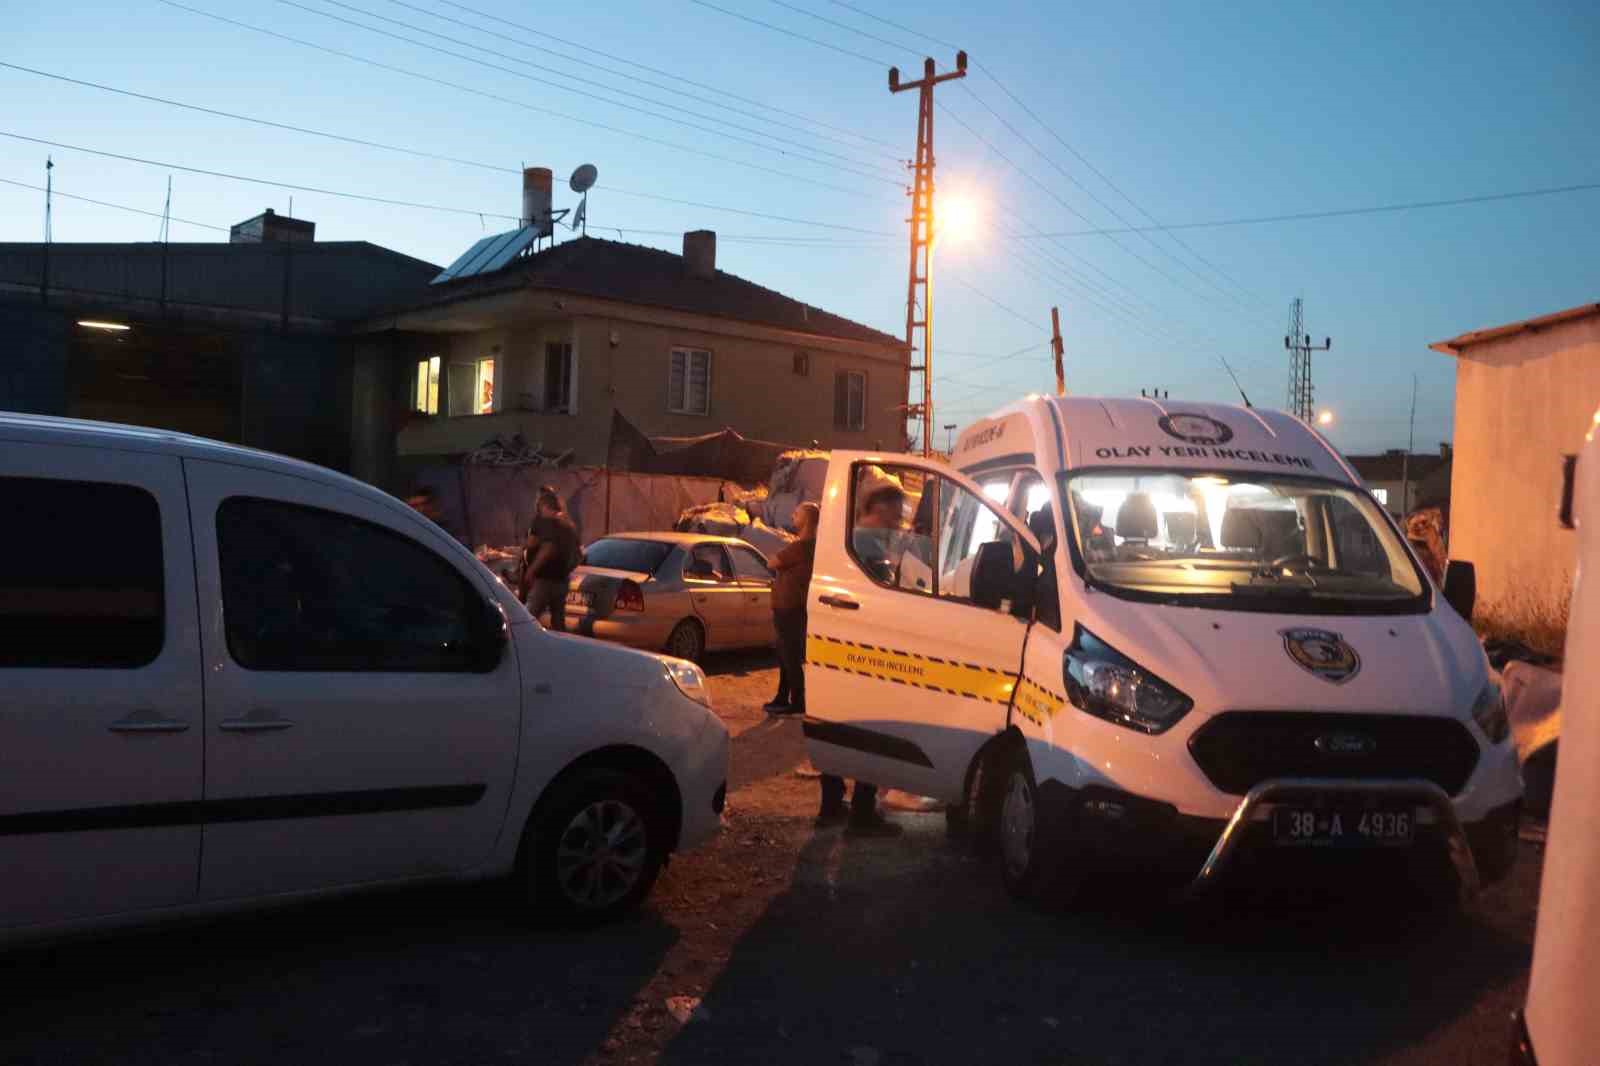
[
  {"x1": 944, "y1": 423, "x2": 957, "y2": 452},
  {"x1": 1316, "y1": 410, "x2": 1335, "y2": 426}
]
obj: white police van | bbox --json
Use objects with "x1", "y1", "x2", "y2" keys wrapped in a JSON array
[{"x1": 803, "y1": 396, "x2": 1521, "y2": 901}]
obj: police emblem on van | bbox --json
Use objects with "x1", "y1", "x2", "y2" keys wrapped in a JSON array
[
  {"x1": 1157, "y1": 413, "x2": 1234, "y2": 446},
  {"x1": 1315, "y1": 732, "x2": 1376, "y2": 755},
  {"x1": 1280, "y1": 628, "x2": 1361, "y2": 684}
]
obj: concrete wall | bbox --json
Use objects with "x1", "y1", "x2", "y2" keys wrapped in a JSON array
[
  {"x1": 1448, "y1": 314, "x2": 1600, "y2": 619},
  {"x1": 394, "y1": 305, "x2": 907, "y2": 466}
]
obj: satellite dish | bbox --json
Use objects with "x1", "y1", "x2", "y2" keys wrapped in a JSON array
[{"x1": 570, "y1": 164, "x2": 598, "y2": 193}]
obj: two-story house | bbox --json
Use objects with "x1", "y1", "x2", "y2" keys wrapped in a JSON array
[{"x1": 351, "y1": 230, "x2": 909, "y2": 490}]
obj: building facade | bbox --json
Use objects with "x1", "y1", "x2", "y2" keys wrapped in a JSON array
[
  {"x1": 1345, "y1": 447, "x2": 1451, "y2": 517},
  {"x1": 350, "y1": 231, "x2": 909, "y2": 490},
  {"x1": 1431, "y1": 301, "x2": 1600, "y2": 622}
]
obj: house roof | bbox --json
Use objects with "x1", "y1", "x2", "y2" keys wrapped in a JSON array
[
  {"x1": 1429, "y1": 301, "x2": 1600, "y2": 355},
  {"x1": 1346, "y1": 451, "x2": 1449, "y2": 482},
  {"x1": 419, "y1": 235, "x2": 906, "y2": 349}
]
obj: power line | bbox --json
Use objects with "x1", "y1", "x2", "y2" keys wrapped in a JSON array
[
  {"x1": 0, "y1": 176, "x2": 231, "y2": 232},
  {"x1": 433, "y1": 0, "x2": 899, "y2": 150},
  {"x1": 0, "y1": 63, "x2": 898, "y2": 237},
  {"x1": 1009, "y1": 181, "x2": 1600, "y2": 236},
  {"x1": 280, "y1": 0, "x2": 904, "y2": 183},
  {"x1": 687, "y1": 0, "x2": 894, "y2": 66},
  {"x1": 160, "y1": 1, "x2": 887, "y2": 200},
  {"x1": 380, "y1": 0, "x2": 899, "y2": 161}
]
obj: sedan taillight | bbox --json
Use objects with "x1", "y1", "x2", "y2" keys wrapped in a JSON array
[{"x1": 614, "y1": 580, "x2": 646, "y2": 612}]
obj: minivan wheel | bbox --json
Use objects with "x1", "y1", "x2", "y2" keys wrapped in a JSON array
[
  {"x1": 523, "y1": 768, "x2": 667, "y2": 924},
  {"x1": 998, "y1": 748, "x2": 1076, "y2": 906},
  {"x1": 665, "y1": 619, "x2": 706, "y2": 663}
]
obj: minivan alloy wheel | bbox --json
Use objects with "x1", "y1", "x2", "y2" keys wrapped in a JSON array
[{"x1": 556, "y1": 799, "x2": 649, "y2": 909}]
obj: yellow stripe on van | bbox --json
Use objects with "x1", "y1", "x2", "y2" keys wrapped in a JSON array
[
  {"x1": 1013, "y1": 675, "x2": 1067, "y2": 728},
  {"x1": 806, "y1": 634, "x2": 1016, "y2": 705}
]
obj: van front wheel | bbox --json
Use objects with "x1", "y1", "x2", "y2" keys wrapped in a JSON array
[{"x1": 998, "y1": 748, "x2": 1077, "y2": 906}]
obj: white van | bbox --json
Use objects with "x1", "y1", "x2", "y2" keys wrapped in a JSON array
[
  {"x1": 1513, "y1": 418, "x2": 1597, "y2": 1066},
  {"x1": 0, "y1": 414, "x2": 727, "y2": 943},
  {"x1": 804, "y1": 396, "x2": 1521, "y2": 901}
]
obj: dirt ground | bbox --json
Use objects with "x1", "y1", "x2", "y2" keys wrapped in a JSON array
[{"x1": 0, "y1": 649, "x2": 1545, "y2": 1066}]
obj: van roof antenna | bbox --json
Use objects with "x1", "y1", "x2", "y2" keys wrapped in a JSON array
[{"x1": 1218, "y1": 354, "x2": 1252, "y2": 407}]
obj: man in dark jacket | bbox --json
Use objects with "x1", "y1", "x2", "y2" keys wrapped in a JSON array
[{"x1": 521, "y1": 487, "x2": 580, "y2": 632}]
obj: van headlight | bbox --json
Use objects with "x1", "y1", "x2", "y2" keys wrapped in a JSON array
[
  {"x1": 663, "y1": 658, "x2": 714, "y2": 710},
  {"x1": 1064, "y1": 626, "x2": 1193, "y2": 735},
  {"x1": 1470, "y1": 679, "x2": 1509, "y2": 743}
]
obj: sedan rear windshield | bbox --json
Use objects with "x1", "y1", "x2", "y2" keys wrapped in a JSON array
[{"x1": 582, "y1": 538, "x2": 674, "y2": 575}]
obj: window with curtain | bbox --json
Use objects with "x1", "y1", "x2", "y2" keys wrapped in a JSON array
[
  {"x1": 544, "y1": 343, "x2": 574, "y2": 412},
  {"x1": 413, "y1": 356, "x2": 440, "y2": 415}
]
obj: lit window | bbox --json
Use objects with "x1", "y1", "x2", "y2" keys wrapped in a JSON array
[
  {"x1": 668, "y1": 348, "x2": 711, "y2": 415},
  {"x1": 447, "y1": 358, "x2": 496, "y2": 416},
  {"x1": 1372, "y1": 488, "x2": 1389, "y2": 505},
  {"x1": 414, "y1": 356, "x2": 440, "y2": 415}
]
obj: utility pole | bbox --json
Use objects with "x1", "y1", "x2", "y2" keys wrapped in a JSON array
[
  {"x1": 890, "y1": 51, "x2": 967, "y2": 456},
  {"x1": 943, "y1": 422, "x2": 957, "y2": 453},
  {"x1": 1285, "y1": 297, "x2": 1331, "y2": 421},
  {"x1": 1050, "y1": 306, "x2": 1066, "y2": 395}
]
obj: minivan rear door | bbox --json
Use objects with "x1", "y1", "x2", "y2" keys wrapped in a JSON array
[
  {"x1": 184, "y1": 459, "x2": 522, "y2": 900},
  {"x1": 804, "y1": 452, "x2": 1039, "y2": 802},
  {"x1": 0, "y1": 442, "x2": 203, "y2": 929}
]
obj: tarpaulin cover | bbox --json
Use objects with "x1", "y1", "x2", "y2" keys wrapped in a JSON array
[
  {"x1": 606, "y1": 409, "x2": 803, "y2": 485},
  {"x1": 411, "y1": 463, "x2": 733, "y2": 550}
]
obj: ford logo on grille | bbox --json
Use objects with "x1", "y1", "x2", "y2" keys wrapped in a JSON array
[{"x1": 1315, "y1": 732, "x2": 1376, "y2": 756}]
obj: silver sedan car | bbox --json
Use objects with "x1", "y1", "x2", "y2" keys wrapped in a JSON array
[{"x1": 563, "y1": 532, "x2": 777, "y2": 662}]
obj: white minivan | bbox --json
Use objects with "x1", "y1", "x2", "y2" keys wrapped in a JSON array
[
  {"x1": 0, "y1": 414, "x2": 728, "y2": 944},
  {"x1": 804, "y1": 396, "x2": 1521, "y2": 901}
]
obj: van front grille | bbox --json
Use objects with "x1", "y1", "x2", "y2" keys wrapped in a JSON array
[{"x1": 1187, "y1": 712, "x2": 1480, "y2": 797}]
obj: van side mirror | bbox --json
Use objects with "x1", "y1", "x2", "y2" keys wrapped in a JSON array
[
  {"x1": 1443, "y1": 560, "x2": 1477, "y2": 621},
  {"x1": 473, "y1": 600, "x2": 509, "y2": 671}
]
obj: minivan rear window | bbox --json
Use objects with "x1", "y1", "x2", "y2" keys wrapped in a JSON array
[
  {"x1": 582, "y1": 538, "x2": 674, "y2": 575},
  {"x1": 0, "y1": 477, "x2": 164, "y2": 668}
]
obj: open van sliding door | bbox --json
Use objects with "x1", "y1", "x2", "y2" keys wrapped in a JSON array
[{"x1": 803, "y1": 452, "x2": 1039, "y2": 802}]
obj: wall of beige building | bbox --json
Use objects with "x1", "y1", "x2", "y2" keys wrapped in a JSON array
[
  {"x1": 388, "y1": 313, "x2": 907, "y2": 468},
  {"x1": 1448, "y1": 316, "x2": 1600, "y2": 622}
]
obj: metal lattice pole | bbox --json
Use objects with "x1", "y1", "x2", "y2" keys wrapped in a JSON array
[{"x1": 1284, "y1": 297, "x2": 1331, "y2": 421}]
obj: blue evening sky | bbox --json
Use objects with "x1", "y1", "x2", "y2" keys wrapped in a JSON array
[{"x1": 4, "y1": 0, "x2": 1596, "y2": 452}]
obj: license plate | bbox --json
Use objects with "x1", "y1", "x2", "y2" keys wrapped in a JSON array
[
  {"x1": 1272, "y1": 805, "x2": 1413, "y2": 848},
  {"x1": 565, "y1": 589, "x2": 593, "y2": 608}
]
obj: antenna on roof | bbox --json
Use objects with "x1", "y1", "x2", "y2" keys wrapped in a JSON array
[
  {"x1": 1218, "y1": 354, "x2": 1252, "y2": 407},
  {"x1": 570, "y1": 164, "x2": 597, "y2": 238}
]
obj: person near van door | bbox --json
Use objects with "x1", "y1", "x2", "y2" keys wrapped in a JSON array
[
  {"x1": 523, "y1": 486, "x2": 580, "y2": 633},
  {"x1": 766, "y1": 502, "x2": 818, "y2": 716},
  {"x1": 852, "y1": 471, "x2": 908, "y2": 585}
]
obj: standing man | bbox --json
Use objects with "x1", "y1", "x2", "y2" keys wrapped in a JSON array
[
  {"x1": 766, "y1": 502, "x2": 818, "y2": 716},
  {"x1": 522, "y1": 486, "x2": 580, "y2": 633}
]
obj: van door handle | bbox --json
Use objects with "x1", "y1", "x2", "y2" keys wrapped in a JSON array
[
  {"x1": 219, "y1": 712, "x2": 295, "y2": 733},
  {"x1": 817, "y1": 594, "x2": 860, "y2": 610},
  {"x1": 109, "y1": 711, "x2": 190, "y2": 734}
]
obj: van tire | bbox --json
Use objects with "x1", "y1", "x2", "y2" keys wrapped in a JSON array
[
  {"x1": 520, "y1": 768, "x2": 668, "y2": 925},
  {"x1": 997, "y1": 746, "x2": 1078, "y2": 907},
  {"x1": 664, "y1": 619, "x2": 706, "y2": 663}
]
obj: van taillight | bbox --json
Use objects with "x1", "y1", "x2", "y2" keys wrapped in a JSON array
[{"x1": 615, "y1": 581, "x2": 646, "y2": 612}]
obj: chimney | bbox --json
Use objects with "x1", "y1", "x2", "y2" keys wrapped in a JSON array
[
  {"x1": 229, "y1": 208, "x2": 314, "y2": 244},
  {"x1": 683, "y1": 230, "x2": 716, "y2": 280}
]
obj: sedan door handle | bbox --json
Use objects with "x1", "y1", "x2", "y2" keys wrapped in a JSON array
[
  {"x1": 817, "y1": 594, "x2": 860, "y2": 610},
  {"x1": 109, "y1": 710, "x2": 190, "y2": 734},
  {"x1": 219, "y1": 712, "x2": 295, "y2": 733}
]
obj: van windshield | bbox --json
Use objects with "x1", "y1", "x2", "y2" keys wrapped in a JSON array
[{"x1": 1061, "y1": 470, "x2": 1429, "y2": 615}]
